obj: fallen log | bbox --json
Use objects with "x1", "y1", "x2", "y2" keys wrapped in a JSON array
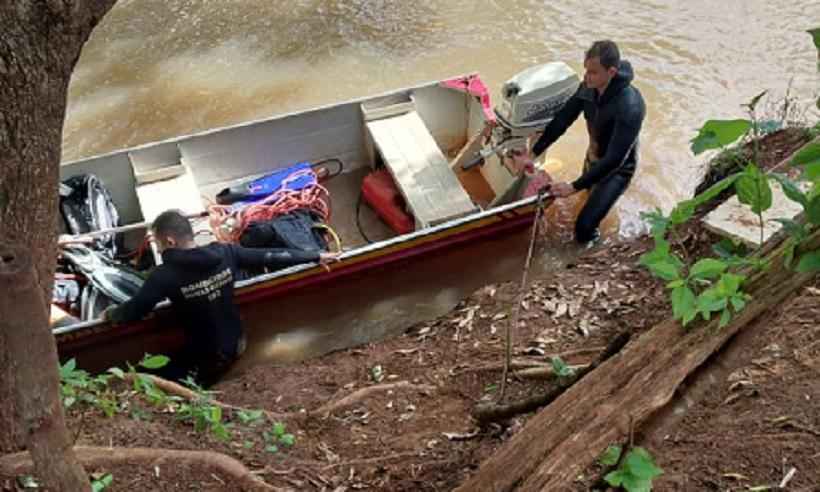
[{"x1": 456, "y1": 226, "x2": 819, "y2": 491}]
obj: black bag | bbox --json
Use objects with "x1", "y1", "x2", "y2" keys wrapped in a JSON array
[
  {"x1": 239, "y1": 209, "x2": 328, "y2": 253},
  {"x1": 60, "y1": 174, "x2": 120, "y2": 257}
]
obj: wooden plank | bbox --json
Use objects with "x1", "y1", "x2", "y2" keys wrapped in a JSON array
[
  {"x1": 702, "y1": 180, "x2": 805, "y2": 247},
  {"x1": 366, "y1": 111, "x2": 476, "y2": 228}
]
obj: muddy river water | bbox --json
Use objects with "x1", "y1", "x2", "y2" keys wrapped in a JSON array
[{"x1": 64, "y1": 0, "x2": 819, "y2": 364}]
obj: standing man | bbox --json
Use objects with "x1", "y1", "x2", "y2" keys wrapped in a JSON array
[
  {"x1": 516, "y1": 40, "x2": 646, "y2": 244},
  {"x1": 104, "y1": 209, "x2": 339, "y2": 387}
]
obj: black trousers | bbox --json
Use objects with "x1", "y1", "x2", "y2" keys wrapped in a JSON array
[{"x1": 575, "y1": 173, "x2": 631, "y2": 244}]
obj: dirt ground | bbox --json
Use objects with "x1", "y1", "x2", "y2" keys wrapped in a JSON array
[{"x1": 2, "y1": 128, "x2": 817, "y2": 491}]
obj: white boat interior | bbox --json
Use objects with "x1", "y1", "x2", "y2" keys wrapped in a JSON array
[{"x1": 59, "y1": 77, "x2": 520, "y2": 251}]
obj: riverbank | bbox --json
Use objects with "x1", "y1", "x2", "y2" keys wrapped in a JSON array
[{"x1": 2, "y1": 127, "x2": 817, "y2": 492}]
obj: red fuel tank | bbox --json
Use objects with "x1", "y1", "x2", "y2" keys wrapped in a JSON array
[{"x1": 361, "y1": 169, "x2": 415, "y2": 235}]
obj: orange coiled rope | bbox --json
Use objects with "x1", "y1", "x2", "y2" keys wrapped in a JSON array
[{"x1": 207, "y1": 169, "x2": 331, "y2": 243}]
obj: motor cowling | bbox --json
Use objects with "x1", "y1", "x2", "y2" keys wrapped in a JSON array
[{"x1": 495, "y1": 62, "x2": 580, "y2": 131}]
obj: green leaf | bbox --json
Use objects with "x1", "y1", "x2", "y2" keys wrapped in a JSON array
[
  {"x1": 669, "y1": 200, "x2": 695, "y2": 225},
  {"x1": 238, "y1": 409, "x2": 264, "y2": 425},
  {"x1": 279, "y1": 433, "x2": 296, "y2": 447},
  {"x1": 792, "y1": 141, "x2": 820, "y2": 170},
  {"x1": 599, "y1": 445, "x2": 623, "y2": 466},
  {"x1": 808, "y1": 194, "x2": 820, "y2": 224},
  {"x1": 641, "y1": 209, "x2": 670, "y2": 237},
  {"x1": 60, "y1": 358, "x2": 77, "y2": 379},
  {"x1": 772, "y1": 218, "x2": 807, "y2": 240},
  {"x1": 809, "y1": 27, "x2": 820, "y2": 50},
  {"x1": 736, "y1": 164, "x2": 772, "y2": 213},
  {"x1": 744, "y1": 90, "x2": 768, "y2": 113},
  {"x1": 666, "y1": 279, "x2": 685, "y2": 289},
  {"x1": 625, "y1": 447, "x2": 663, "y2": 481},
  {"x1": 604, "y1": 469, "x2": 628, "y2": 487},
  {"x1": 717, "y1": 273, "x2": 745, "y2": 295},
  {"x1": 550, "y1": 356, "x2": 576, "y2": 378},
  {"x1": 272, "y1": 422, "x2": 286, "y2": 437},
  {"x1": 690, "y1": 119, "x2": 752, "y2": 155},
  {"x1": 107, "y1": 367, "x2": 125, "y2": 379},
  {"x1": 690, "y1": 173, "x2": 741, "y2": 209},
  {"x1": 730, "y1": 296, "x2": 747, "y2": 312},
  {"x1": 91, "y1": 473, "x2": 113, "y2": 492},
  {"x1": 770, "y1": 174, "x2": 808, "y2": 208},
  {"x1": 265, "y1": 444, "x2": 279, "y2": 454},
  {"x1": 796, "y1": 251, "x2": 820, "y2": 272},
  {"x1": 648, "y1": 261, "x2": 681, "y2": 281},
  {"x1": 688, "y1": 258, "x2": 728, "y2": 280},
  {"x1": 210, "y1": 405, "x2": 222, "y2": 424},
  {"x1": 671, "y1": 286, "x2": 696, "y2": 326},
  {"x1": 784, "y1": 241, "x2": 796, "y2": 268},
  {"x1": 719, "y1": 308, "x2": 732, "y2": 328},
  {"x1": 140, "y1": 354, "x2": 170, "y2": 370}
]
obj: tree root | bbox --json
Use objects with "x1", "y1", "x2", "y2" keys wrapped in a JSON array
[
  {"x1": 124, "y1": 374, "x2": 434, "y2": 421},
  {"x1": 473, "y1": 333, "x2": 630, "y2": 424},
  {"x1": 312, "y1": 381, "x2": 436, "y2": 418},
  {"x1": 0, "y1": 446, "x2": 282, "y2": 491}
]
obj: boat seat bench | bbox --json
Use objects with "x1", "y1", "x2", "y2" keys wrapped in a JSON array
[{"x1": 363, "y1": 102, "x2": 478, "y2": 229}]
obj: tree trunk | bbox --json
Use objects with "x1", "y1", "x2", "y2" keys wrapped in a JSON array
[
  {"x1": 455, "y1": 227, "x2": 820, "y2": 491},
  {"x1": 0, "y1": 0, "x2": 118, "y2": 487},
  {"x1": 0, "y1": 247, "x2": 89, "y2": 490}
]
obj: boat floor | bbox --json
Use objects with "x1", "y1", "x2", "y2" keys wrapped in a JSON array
[{"x1": 321, "y1": 166, "x2": 396, "y2": 250}]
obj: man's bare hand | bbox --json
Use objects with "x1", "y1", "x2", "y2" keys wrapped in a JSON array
[
  {"x1": 319, "y1": 252, "x2": 342, "y2": 265},
  {"x1": 550, "y1": 182, "x2": 576, "y2": 198}
]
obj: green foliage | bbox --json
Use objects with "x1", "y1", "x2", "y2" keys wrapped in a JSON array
[
  {"x1": 236, "y1": 409, "x2": 265, "y2": 426},
  {"x1": 735, "y1": 164, "x2": 772, "y2": 214},
  {"x1": 690, "y1": 119, "x2": 751, "y2": 155},
  {"x1": 791, "y1": 141, "x2": 820, "y2": 179},
  {"x1": 808, "y1": 28, "x2": 820, "y2": 51},
  {"x1": 176, "y1": 377, "x2": 232, "y2": 441},
  {"x1": 59, "y1": 359, "x2": 118, "y2": 417},
  {"x1": 604, "y1": 447, "x2": 663, "y2": 492},
  {"x1": 263, "y1": 421, "x2": 296, "y2": 453},
  {"x1": 550, "y1": 356, "x2": 576, "y2": 378},
  {"x1": 796, "y1": 251, "x2": 820, "y2": 272},
  {"x1": 599, "y1": 445, "x2": 623, "y2": 467},
  {"x1": 90, "y1": 473, "x2": 113, "y2": 492},
  {"x1": 140, "y1": 354, "x2": 170, "y2": 370}
]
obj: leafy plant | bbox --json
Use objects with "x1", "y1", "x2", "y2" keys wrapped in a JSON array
[
  {"x1": 263, "y1": 421, "x2": 296, "y2": 453},
  {"x1": 550, "y1": 356, "x2": 576, "y2": 378},
  {"x1": 111, "y1": 354, "x2": 173, "y2": 407},
  {"x1": 604, "y1": 447, "x2": 663, "y2": 492},
  {"x1": 236, "y1": 408, "x2": 265, "y2": 426},
  {"x1": 175, "y1": 377, "x2": 232, "y2": 441},
  {"x1": 90, "y1": 473, "x2": 113, "y2": 492},
  {"x1": 599, "y1": 445, "x2": 623, "y2": 467},
  {"x1": 59, "y1": 359, "x2": 118, "y2": 417}
]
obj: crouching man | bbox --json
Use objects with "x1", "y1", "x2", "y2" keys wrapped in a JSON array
[{"x1": 104, "y1": 209, "x2": 339, "y2": 387}]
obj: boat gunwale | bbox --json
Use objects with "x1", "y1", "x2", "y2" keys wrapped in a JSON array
[{"x1": 53, "y1": 194, "x2": 540, "y2": 338}]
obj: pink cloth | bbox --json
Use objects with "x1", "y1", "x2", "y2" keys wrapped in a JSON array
[{"x1": 440, "y1": 75, "x2": 496, "y2": 123}]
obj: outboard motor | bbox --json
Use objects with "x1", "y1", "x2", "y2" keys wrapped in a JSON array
[{"x1": 464, "y1": 62, "x2": 580, "y2": 169}]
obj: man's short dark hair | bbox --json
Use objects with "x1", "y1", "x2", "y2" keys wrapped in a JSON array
[
  {"x1": 585, "y1": 40, "x2": 621, "y2": 69},
  {"x1": 152, "y1": 209, "x2": 194, "y2": 241}
]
